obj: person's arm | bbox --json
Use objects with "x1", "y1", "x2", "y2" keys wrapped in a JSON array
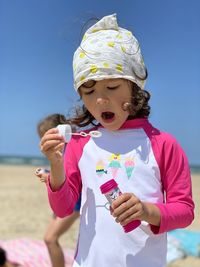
[
  {"x1": 44, "y1": 132, "x2": 83, "y2": 217},
  {"x1": 112, "y1": 133, "x2": 194, "y2": 233},
  {"x1": 150, "y1": 132, "x2": 194, "y2": 234},
  {"x1": 49, "y1": 157, "x2": 66, "y2": 190}
]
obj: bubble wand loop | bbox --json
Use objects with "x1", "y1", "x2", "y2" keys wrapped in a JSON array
[
  {"x1": 56, "y1": 124, "x2": 102, "y2": 142},
  {"x1": 70, "y1": 131, "x2": 102, "y2": 138}
]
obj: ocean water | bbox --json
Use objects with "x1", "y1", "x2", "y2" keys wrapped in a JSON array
[
  {"x1": 0, "y1": 155, "x2": 49, "y2": 166},
  {"x1": 190, "y1": 165, "x2": 200, "y2": 174},
  {"x1": 0, "y1": 155, "x2": 199, "y2": 173}
]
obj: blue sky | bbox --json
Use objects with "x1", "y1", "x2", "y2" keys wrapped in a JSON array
[{"x1": 0, "y1": 0, "x2": 199, "y2": 164}]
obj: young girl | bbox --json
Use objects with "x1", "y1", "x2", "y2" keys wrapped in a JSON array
[{"x1": 40, "y1": 14, "x2": 194, "y2": 267}]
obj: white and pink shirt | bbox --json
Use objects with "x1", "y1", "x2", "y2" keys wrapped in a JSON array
[{"x1": 47, "y1": 118, "x2": 194, "y2": 267}]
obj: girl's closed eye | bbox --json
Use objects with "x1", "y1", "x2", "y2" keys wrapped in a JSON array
[
  {"x1": 84, "y1": 89, "x2": 94, "y2": 95},
  {"x1": 107, "y1": 85, "x2": 120, "y2": 90}
]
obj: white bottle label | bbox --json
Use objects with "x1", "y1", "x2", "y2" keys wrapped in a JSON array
[{"x1": 105, "y1": 187, "x2": 121, "y2": 204}]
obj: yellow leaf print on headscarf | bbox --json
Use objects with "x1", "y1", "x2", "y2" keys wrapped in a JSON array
[
  {"x1": 116, "y1": 64, "x2": 123, "y2": 72},
  {"x1": 116, "y1": 33, "x2": 123, "y2": 39},
  {"x1": 73, "y1": 63, "x2": 77, "y2": 71},
  {"x1": 90, "y1": 65, "x2": 98, "y2": 73},
  {"x1": 79, "y1": 52, "x2": 86, "y2": 58},
  {"x1": 103, "y1": 62, "x2": 109, "y2": 68},
  {"x1": 92, "y1": 28, "x2": 99, "y2": 33},
  {"x1": 82, "y1": 34, "x2": 87, "y2": 41},
  {"x1": 121, "y1": 46, "x2": 126, "y2": 53},
  {"x1": 107, "y1": 42, "x2": 115, "y2": 48},
  {"x1": 126, "y1": 31, "x2": 132, "y2": 37},
  {"x1": 80, "y1": 75, "x2": 86, "y2": 82}
]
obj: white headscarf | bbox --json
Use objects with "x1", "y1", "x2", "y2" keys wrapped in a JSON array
[{"x1": 73, "y1": 14, "x2": 147, "y2": 91}]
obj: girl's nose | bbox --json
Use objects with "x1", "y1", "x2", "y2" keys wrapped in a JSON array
[{"x1": 96, "y1": 97, "x2": 109, "y2": 105}]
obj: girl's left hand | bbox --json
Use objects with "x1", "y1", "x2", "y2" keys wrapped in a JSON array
[
  {"x1": 111, "y1": 193, "x2": 146, "y2": 226},
  {"x1": 111, "y1": 193, "x2": 161, "y2": 227}
]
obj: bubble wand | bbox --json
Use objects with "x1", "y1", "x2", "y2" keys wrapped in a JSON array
[{"x1": 56, "y1": 124, "x2": 102, "y2": 142}]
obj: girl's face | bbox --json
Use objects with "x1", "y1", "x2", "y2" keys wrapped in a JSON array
[{"x1": 79, "y1": 78, "x2": 132, "y2": 131}]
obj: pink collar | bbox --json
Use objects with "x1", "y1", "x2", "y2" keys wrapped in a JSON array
[
  {"x1": 120, "y1": 118, "x2": 149, "y2": 129},
  {"x1": 98, "y1": 118, "x2": 149, "y2": 131}
]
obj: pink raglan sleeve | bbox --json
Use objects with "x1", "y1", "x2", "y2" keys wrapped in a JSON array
[
  {"x1": 47, "y1": 137, "x2": 83, "y2": 218},
  {"x1": 146, "y1": 126, "x2": 194, "y2": 234}
]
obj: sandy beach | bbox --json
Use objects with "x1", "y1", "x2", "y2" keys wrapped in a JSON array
[{"x1": 0, "y1": 164, "x2": 199, "y2": 266}]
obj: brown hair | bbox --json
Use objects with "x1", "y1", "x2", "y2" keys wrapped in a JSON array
[
  {"x1": 37, "y1": 113, "x2": 68, "y2": 138},
  {"x1": 69, "y1": 80, "x2": 151, "y2": 128}
]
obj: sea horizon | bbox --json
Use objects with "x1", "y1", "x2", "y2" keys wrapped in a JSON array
[
  {"x1": 0, "y1": 154, "x2": 49, "y2": 166},
  {"x1": 0, "y1": 154, "x2": 199, "y2": 174}
]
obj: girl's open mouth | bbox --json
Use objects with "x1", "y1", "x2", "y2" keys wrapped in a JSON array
[{"x1": 101, "y1": 112, "x2": 115, "y2": 122}]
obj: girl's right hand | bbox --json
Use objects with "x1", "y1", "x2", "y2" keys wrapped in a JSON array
[{"x1": 40, "y1": 128, "x2": 65, "y2": 163}]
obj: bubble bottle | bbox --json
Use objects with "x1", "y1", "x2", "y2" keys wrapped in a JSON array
[{"x1": 100, "y1": 179, "x2": 141, "y2": 233}]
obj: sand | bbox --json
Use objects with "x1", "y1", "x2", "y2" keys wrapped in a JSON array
[{"x1": 0, "y1": 164, "x2": 199, "y2": 266}]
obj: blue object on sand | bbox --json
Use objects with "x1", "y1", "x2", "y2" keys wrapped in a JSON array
[
  {"x1": 168, "y1": 229, "x2": 200, "y2": 257},
  {"x1": 167, "y1": 234, "x2": 186, "y2": 263}
]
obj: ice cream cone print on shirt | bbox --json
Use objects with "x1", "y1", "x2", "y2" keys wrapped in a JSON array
[
  {"x1": 124, "y1": 157, "x2": 135, "y2": 179},
  {"x1": 96, "y1": 160, "x2": 108, "y2": 177},
  {"x1": 108, "y1": 154, "x2": 121, "y2": 179}
]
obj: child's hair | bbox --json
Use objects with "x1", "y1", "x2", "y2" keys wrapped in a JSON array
[
  {"x1": 0, "y1": 247, "x2": 6, "y2": 266},
  {"x1": 69, "y1": 80, "x2": 151, "y2": 128},
  {"x1": 37, "y1": 113, "x2": 68, "y2": 138}
]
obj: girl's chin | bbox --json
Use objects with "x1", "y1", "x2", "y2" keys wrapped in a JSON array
[{"x1": 100, "y1": 120, "x2": 124, "y2": 131}]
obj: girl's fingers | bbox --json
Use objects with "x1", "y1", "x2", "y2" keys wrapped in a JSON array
[
  {"x1": 111, "y1": 193, "x2": 136, "y2": 211},
  {"x1": 115, "y1": 205, "x2": 140, "y2": 223},
  {"x1": 53, "y1": 142, "x2": 65, "y2": 154},
  {"x1": 111, "y1": 193, "x2": 133, "y2": 209},
  {"x1": 40, "y1": 133, "x2": 64, "y2": 147},
  {"x1": 111, "y1": 193, "x2": 142, "y2": 224},
  {"x1": 43, "y1": 127, "x2": 59, "y2": 135},
  {"x1": 40, "y1": 140, "x2": 64, "y2": 152},
  {"x1": 39, "y1": 128, "x2": 65, "y2": 159},
  {"x1": 118, "y1": 210, "x2": 142, "y2": 226},
  {"x1": 45, "y1": 143, "x2": 65, "y2": 160},
  {"x1": 112, "y1": 197, "x2": 133, "y2": 217}
]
